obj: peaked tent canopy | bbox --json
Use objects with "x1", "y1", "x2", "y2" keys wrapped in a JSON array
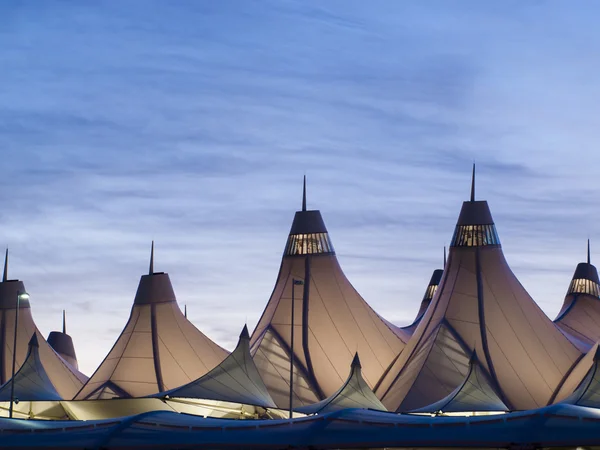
[
  {"x1": 250, "y1": 178, "x2": 405, "y2": 408},
  {"x1": 410, "y1": 354, "x2": 508, "y2": 414},
  {"x1": 0, "y1": 334, "x2": 61, "y2": 401},
  {"x1": 560, "y1": 345, "x2": 600, "y2": 407},
  {"x1": 75, "y1": 243, "x2": 228, "y2": 400},
  {"x1": 156, "y1": 325, "x2": 276, "y2": 409},
  {"x1": 47, "y1": 310, "x2": 79, "y2": 370},
  {"x1": 296, "y1": 353, "x2": 387, "y2": 414},
  {"x1": 374, "y1": 166, "x2": 581, "y2": 412},
  {"x1": 0, "y1": 251, "x2": 84, "y2": 399},
  {"x1": 555, "y1": 241, "x2": 600, "y2": 351}
]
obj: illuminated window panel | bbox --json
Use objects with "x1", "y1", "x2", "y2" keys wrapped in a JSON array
[
  {"x1": 284, "y1": 233, "x2": 335, "y2": 256},
  {"x1": 450, "y1": 224, "x2": 501, "y2": 247},
  {"x1": 567, "y1": 278, "x2": 600, "y2": 298},
  {"x1": 423, "y1": 284, "x2": 438, "y2": 301}
]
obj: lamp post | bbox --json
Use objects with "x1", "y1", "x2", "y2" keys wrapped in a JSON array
[
  {"x1": 289, "y1": 278, "x2": 304, "y2": 419},
  {"x1": 9, "y1": 290, "x2": 29, "y2": 419}
]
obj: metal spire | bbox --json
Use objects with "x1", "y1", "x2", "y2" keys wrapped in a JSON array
[
  {"x1": 302, "y1": 175, "x2": 307, "y2": 211},
  {"x1": 588, "y1": 239, "x2": 591, "y2": 264},
  {"x1": 184, "y1": 304, "x2": 187, "y2": 318},
  {"x1": 2, "y1": 249, "x2": 7, "y2": 282},
  {"x1": 443, "y1": 246, "x2": 447, "y2": 268},
  {"x1": 470, "y1": 163, "x2": 475, "y2": 202},
  {"x1": 149, "y1": 241, "x2": 154, "y2": 275},
  {"x1": 62, "y1": 310, "x2": 66, "y2": 334}
]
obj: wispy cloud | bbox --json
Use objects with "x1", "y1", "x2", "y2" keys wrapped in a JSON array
[{"x1": 1, "y1": 0, "x2": 600, "y2": 373}]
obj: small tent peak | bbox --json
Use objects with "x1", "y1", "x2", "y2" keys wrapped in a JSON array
[
  {"x1": 2, "y1": 249, "x2": 8, "y2": 283},
  {"x1": 351, "y1": 352, "x2": 362, "y2": 369},
  {"x1": 470, "y1": 163, "x2": 476, "y2": 202},
  {"x1": 149, "y1": 241, "x2": 155, "y2": 275},
  {"x1": 28, "y1": 333, "x2": 39, "y2": 348},
  {"x1": 240, "y1": 324, "x2": 250, "y2": 340},
  {"x1": 302, "y1": 175, "x2": 307, "y2": 212}
]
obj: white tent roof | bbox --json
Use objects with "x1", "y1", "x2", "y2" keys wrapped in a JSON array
[
  {"x1": 250, "y1": 180, "x2": 405, "y2": 408},
  {"x1": 157, "y1": 325, "x2": 276, "y2": 409},
  {"x1": 375, "y1": 168, "x2": 580, "y2": 412},
  {"x1": 410, "y1": 354, "x2": 508, "y2": 413},
  {"x1": 75, "y1": 245, "x2": 228, "y2": 399},
  {"x1": 296, "y1": 353, "x2": 386, "y2": 414},
  {"x1": 0, "y1": 334, "x2": 61, "y2": 401}
]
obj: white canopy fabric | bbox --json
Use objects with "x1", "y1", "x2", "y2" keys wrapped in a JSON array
[
  {"x1": 157, "y1": 325, "x2": 276, "y2": 409},
  {"x1": 75, "y1": 248, "x2": 228, "y2": 400},
  {"x1": 0, "y1": 334, "x2": 61, "y2": 401},
  {"x1": 375, "y1": 179, "x2": 580, "y2": 412},
  {"x1": 560, "y1": 345, "x2": 600, "y2": 407},
  {"x1": 410, "y1": 354, "x2": 508, "y2": 414},
  {"x1": 251, "y1": 183, "x2": 405, "y2": 408},
  {"x1": 295, "y1": 353, "x2": 386, "y2": 415}
]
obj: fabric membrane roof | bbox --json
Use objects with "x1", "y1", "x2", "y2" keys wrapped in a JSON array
[
  {"x1": 375, "y1": 167, "x2": 581, "y2": 412},
  {"x1": 156, "y1": 325, "x2": 276, "y2": 409},
  {"x1": 410, "y1": 353, "x2": 508, "y2": 413},
  {"x1": 296, "y1": 353, "x2": 386, "y2": 414},
  {"x1": 250, "y1": 180, "x2": 405, "y2": 408},
  {"x1": 75, "y1": 245, "x2": 228, "y2": 400},
  {"x1": 0, "y1": 334, "x2": 62, "y2": 401}
]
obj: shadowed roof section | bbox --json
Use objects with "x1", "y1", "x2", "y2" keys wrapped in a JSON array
[
  {"x1": 0, "y1": 251, "x2": 84, "y2": 399},
  {"x1": 47, "y1": 310, "x2": 79, "y2": 371},
  {"x1": 555, "y1": 240, "x2": 600, "y2": 351},
  {"x1": 0, "y1": 334, "x2": 62, "y2": 401},
  {"x1": 410, "y1": 353, "x2": 508, "y2": 414},
  {"x1": 155, "y1": 325, "x2": 276, "y2": 409},
  {"x1": 250, "y1": 179, "x2": 405, "y2": 409},
  {"x1": 74, "y1": 243, "x2": 228, "y2": 400},
  {"x1": 375, "y1": 166, "x2": 581, "y2": 412},
  {"x1": 296, "y1": 353, "x2": 387, "y2": 414},
  {"x1": 554, "y1": 343, "x2": 600, "y2": 406},
  {"x1": 400, "y1": 248, "x2": 447, "y2": 336}
]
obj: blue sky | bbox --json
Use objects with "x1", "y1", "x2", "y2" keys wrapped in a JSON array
[{"x1": 2, "y1": 0, "x2": 600, "y2": 374}]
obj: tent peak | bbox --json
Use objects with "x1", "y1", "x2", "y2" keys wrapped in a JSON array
[
  {"x1": 240, "y1": 324, "x2": 250, "y2": 340},
  {"x1": 302, "y1": 175, "x2": 307, "y2": 212},
  {"x1": 149, "y1": 241, "x2": 154, "y2": 275},
  {"x1": 2, "y1": 249, "x2": 7, "y2": 282},
  {"x1": 351, "y1": 352, "x2": 361, "y2": 369},
  {"x1": 470, "y1": 163, "x2": 475, "y2": 202},
  {"x1": 28, "y1": 333, "x2": 39, "y2": 348}
]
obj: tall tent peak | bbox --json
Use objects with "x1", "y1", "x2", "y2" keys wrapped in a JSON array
[
  {"x1": 351, "y1": 352, "x2": 361, "y2": 369},
  {"x1": 470, "y1": 163, "x2": 476, "y2": 202},
  {"x1": 2, "y1": 249, "x2": 7, "y2": 282},
  {"x1": 28, "y1": 333, "x2": 39, "y2": 348},
  {"x1": 240, "y1": 324, "x2": 250, "y2": 340},
  {"x1": 302, "y1": 175, "x2": 307, "y2": 212},
  {"x1": 149, "y1": 241, "x2": 154, "y2": 275}
]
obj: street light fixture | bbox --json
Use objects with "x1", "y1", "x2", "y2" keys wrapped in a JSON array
[
  {"x1": 9, "y1": 291, "x2": 29, "y2": 419},
  {"x1": 289, "y1": 278, "x2": 304, "y2": 419}
]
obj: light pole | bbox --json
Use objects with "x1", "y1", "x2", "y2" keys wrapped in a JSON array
[
  {"x1": 289, "y1": 278, "x2": 304, "y2": 419},
  {"x1": 9, "y1": 290, "x2": 29, "y2": 419}
]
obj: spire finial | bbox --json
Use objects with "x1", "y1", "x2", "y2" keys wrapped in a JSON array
[
  {"x1": 2, "y1": 249, "x2": 7, "y2": 282},
  {"x1": 149, "y1": 241, "x2": 154, "y2": 275},
  {"x1": 588, "y1": 239, "x2": 591, "y2": 265},
  {"x1": 470, "y1": 163, "x2": 475, "y2": 202},
  {"x1": 62, "y1": 310, "x2": 66, "y2": 334},
  {"x1": 302, "y1": 175, "x2": 307, "y2": 211},
  {"x1": 443, "y1": 246, "x2": 447, "y2": 267},
  {"x1": 184, "y1": 304, "x2": 187, "y2": 318}
]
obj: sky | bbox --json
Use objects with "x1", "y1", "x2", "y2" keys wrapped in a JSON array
[{"x1": 2, "y1": 0, "x2": 600, "y2": 375}]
